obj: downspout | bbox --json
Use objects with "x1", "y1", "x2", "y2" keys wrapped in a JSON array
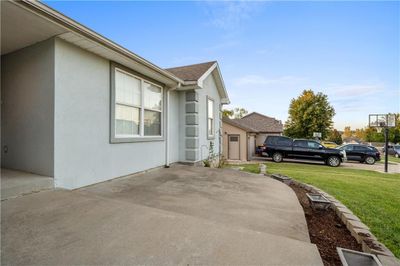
[{"x1": 165, "y1": 83, "x2": 180, "y2": 168}]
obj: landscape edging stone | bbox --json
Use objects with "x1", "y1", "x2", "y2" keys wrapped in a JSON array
[
  {"x1": 297, "y1": 181, "x2": 396, "y2": 259},
  {"x1": 266, "y1": 174, "x2": 398, "y2": 263}
]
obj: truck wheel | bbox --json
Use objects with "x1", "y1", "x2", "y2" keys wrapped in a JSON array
[
  {"x1": 327, "y1": 156, "x2": 341, "y2": 167},
  {"x1": 272, "y1": 152, "x2": 283, "y2": 163},
  {"x1": 365, "y1": 156, "x2": 375, "y2": 165}
]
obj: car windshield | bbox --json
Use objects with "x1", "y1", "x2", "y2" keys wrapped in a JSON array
[{"x1": 336, "y1": 145, "x2": 346, "y2": 150}]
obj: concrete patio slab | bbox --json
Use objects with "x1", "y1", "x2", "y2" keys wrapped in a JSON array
[
  {"x1": 80, "y1": 165, "x2": 310, "y2": 242},
  {"x1": 1, "y1": 168, "x2": 53, "y2": 200},
  {"x1": 2, "y1": 165, "x2": 323, "y2": 265}
]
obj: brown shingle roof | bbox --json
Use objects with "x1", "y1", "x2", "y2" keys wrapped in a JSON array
[
  {"x1": 232, "y1": 112, "x2": 283, "y2": 133},
  {"x1": 222, "y1": 117, "x2": 257, "y2": 132},
  {"x1": 165, "y1": 61, "x2": 216, "y2": 82}
]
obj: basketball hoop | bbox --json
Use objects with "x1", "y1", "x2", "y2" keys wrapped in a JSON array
[{"x1": 368, "y1": 113, "x2": 397, "y2": 173}]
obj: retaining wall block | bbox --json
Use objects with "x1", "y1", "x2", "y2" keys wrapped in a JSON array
[
  {"x1": 342, "y1": 212, "x2": 361, "y2": 225},
  {"x1": 347, "y1": 219, "x2": 369, "y2": 232},
  {"x1": 335, "y1": 206, "x2": 353, "y2": 220},
  {"x1": 362, "y1": 240, "x2": 394, "y2": 257},
  {"x1": 303, "y1": 182, "x2": 397, "y2": 260},
  {"x1": 351, "y1": 228, "x2": 376, "y2": 244}
]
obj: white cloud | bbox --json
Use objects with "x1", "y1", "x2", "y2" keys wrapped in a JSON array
[
  {"x1": 201, "y1": 1, "x2": 265, "y2": 30},
  {"x1": 328, "y1": 84, "x2": 384, "y2": 98}
]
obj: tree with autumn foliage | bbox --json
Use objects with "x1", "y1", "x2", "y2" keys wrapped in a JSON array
[
  {"x1": 327, "y1": 129, "x2": 343, "y2": 144},
  {"x1": 284, "y1": 90, "x2": 335, "y2": 139},
  {"x1": 343, "y1": 126, "x2": 352, "y2": 138}
]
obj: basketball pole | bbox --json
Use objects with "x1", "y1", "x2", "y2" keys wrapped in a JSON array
[{"x1": 384, "y1": 127, "x2": 389, "y2": 173}]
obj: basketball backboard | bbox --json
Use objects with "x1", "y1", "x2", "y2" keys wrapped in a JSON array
[
  {"x1": 369, "y1": 114, "x2": 396, "y2": 128},
  {"x1": 313, "y1": 132, "x2": 322, "y2": 138}
]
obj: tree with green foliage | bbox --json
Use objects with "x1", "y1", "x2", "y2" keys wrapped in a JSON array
[
  {"x1": 222, "y1": 109, "x2": 233, "y2": 118},
  {"x1": 222, "y1": 107, "x2": 248, "y2": 119},
  {"x1": 327, "y1": 129, "x2": 343, "y2": 144},
  {"x1": 284, "y1": 90, "x2": 335, "y2": 139}
]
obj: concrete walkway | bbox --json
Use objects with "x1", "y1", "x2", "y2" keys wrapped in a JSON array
[
  {"x1": 342, "y1": 161, "x2": 400, "y2": 174},
  {"x1": 246, "y1": 157, "x2": 400, "y2": 174},
  {"x1": 1, "y1": 168, "x2": 53, "y2": 200},
  {"x1": 2, "y1": 165, "x2": 322, "y2": 265}
]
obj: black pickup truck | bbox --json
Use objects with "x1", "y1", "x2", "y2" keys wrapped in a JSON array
[{"x1": 261, "y1": 136, "x2": 346, "y2": 167}]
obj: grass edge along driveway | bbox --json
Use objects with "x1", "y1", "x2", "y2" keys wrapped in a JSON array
[{"x1": 226, "y1": 162, "x2": 400, "y2": 258}]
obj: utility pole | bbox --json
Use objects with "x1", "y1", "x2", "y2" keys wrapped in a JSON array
[{"x1": 384, "y1": 127, "x2": 389, "y2": 173}]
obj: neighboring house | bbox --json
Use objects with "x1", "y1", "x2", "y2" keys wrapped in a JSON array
[
  {"x1": 222, "y1": 112, "x2": 283, "y2": 161},
  {"x1": 1, "y1": 0, "x2": 229, "y2": 189}
]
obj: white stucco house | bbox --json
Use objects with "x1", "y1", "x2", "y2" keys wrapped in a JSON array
[{"x1": 1, "y1": 0, "x2": 229, "y2": 189}]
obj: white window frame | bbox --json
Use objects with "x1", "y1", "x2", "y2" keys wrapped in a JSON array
[
  {"x1": 110, "y1": 63, "x2": 164, "y2": 143},
  {"x1": 207, "y1": 96, "x2": 215, "y2": 139}
]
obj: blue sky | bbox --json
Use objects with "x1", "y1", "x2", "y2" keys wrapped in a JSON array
[{"x1": 46, "y1": 1, "x2": 399, "y2": 130}]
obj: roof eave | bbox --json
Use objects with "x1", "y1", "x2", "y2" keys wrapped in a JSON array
[
  {"x1": 201, "y1": 63, "x2": 230, "y2": 104},
  {"x1": 18, "y1": 0, "x2": 184, "y2": 86}
]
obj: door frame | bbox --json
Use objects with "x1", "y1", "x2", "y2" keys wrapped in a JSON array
[{"x1": 228, "y1": 134, "x2": 241, "y2": 160}]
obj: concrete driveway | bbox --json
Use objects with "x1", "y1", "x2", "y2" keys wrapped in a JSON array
[
  {"x1": 342, "y1": 161, "x2": 400, "y2": 174},
  {"x1": 2, "y1": 165, "x2": 322, "y2": 265}
]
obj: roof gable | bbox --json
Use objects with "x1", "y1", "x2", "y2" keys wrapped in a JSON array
[
  {"x1": 165, "y1": 61, "x2": 216, "y2": 82},
  {"x1": 165, "y1": 61, "x2": 230, "y2": 104}
]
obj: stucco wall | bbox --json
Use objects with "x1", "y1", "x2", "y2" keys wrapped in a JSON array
[
  {"x1": 168, "y1": 90, "x2": 181, "y2": 163},
  {"x1": 1, "y1": 39, "x2": 54, "y2": 176},
  {"x1": 54, "y1": 38, "x2": 172, "y2": 189},
  {"x1": 197, "y1": 74, "x2": 222, "y2": 161},
  {"x1": 222, "y1": 122, "x2": 248, "y2": 161}
]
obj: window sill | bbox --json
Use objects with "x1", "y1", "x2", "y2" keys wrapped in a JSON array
[{"x1": 110, "y1": 136, "x2": 164, "y2": 143}]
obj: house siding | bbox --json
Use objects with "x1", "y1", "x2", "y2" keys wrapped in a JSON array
[
  {"x1": 197, "y1": 74, "x2": 222, "y2": 161},
  {"x1": 222, "y1": 122, "x2": 248, "y2": 161},
  {"x1": 1, "y1": 39, "x2": 55, "y2": 176},
  {"x1": 53, "y1": 38, "x2": 173, "y2": 189}
]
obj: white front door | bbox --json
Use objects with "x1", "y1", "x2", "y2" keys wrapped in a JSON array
[{"x1": 228, "y1": 135, "x2": 240, "y2": 160}]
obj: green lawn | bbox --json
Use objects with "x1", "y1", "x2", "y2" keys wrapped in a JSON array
[
  {"x1": 227, "y1": 162, "x2": 400, "y2": 258},
  {"x1": 377, "y1": 155, "x2": 400, "y2": 164},
  {"x1": 388, "y1": 156, "x2": 400, "y2": 163}
]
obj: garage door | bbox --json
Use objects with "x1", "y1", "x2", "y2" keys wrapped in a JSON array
[{"x1": 228, "y1": 135, "x2": 240, "y2": 160}]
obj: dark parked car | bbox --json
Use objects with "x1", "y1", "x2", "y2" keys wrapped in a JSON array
[
  {"x1": 337, "y1": 144, "x2": 380, "y2": 164},
  {"x1": 261, "y1": 136, "x2": 346, "y2": 167},
  {"x1": 383, "y1": 145, "x2": 400, "y2": 158}
]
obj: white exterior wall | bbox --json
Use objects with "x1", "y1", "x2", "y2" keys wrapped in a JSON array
[
  {"x1": 197, "y1": 74, "x2": 222, "y2": 161},
  {"x1": 178, "y1": 92, "x2": 187, "y2": 162},
  {"x1": 54, "y1": 39, "x2": 170, "y2": 189},
  {"x1": 1, "y1": 39, "x2": 55, "y2": 176}
]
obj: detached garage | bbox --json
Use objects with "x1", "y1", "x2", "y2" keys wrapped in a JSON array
[{"x1": 222, "y1": 112, "x2": 283, "y2": 161}]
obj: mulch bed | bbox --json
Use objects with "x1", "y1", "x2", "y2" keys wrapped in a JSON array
[{"x1": 290, "y1": 183, "x2": 362, "y2": 266}]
